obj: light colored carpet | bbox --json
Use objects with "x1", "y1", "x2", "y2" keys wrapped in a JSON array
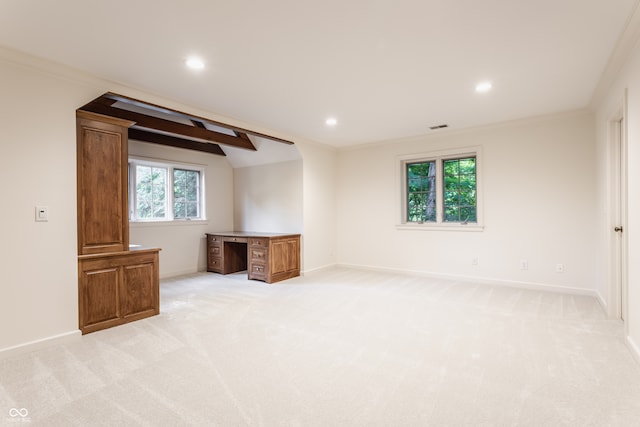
[{"x1": 2, "y1": 267, "x2": 640, "y2": 426}]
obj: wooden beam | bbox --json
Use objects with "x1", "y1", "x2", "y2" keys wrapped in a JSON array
[
  {"x1": 81, "y1": 101, "x2": 257, "y2": 151},
  {"x1": 235, "y1": 131, "x2": 252, "y2": 143},
  {"x1": 102, "y1": 92, "x2": 295, "y2": 145},
  {"x1": 128, "y1": 128, "x2": 226, "y2": 156}
]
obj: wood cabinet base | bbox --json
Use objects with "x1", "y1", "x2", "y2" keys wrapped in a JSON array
[{"x1": 78, "y1": 248, "x2": 160, "y2": 334}]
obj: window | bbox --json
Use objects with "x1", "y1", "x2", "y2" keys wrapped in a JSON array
[
  {"x1": 173, "y1": 168, "x2": 201, "y2": 219},
  {"x1": 399, "y1": 147, "x2": 482, "y2": 230},
  {"x1": 442, "y1": 157, "x2": 477, "y2": 223},
  {"x1": 129, "y1": 158, "x2": 205, "y2": 222}
]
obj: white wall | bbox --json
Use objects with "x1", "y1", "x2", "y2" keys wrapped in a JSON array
[
  {"x1": 594, "y1": 32, "x2": 640, "y2": 361},
  {"x1": 233, "y1": 160, "x2": 303, "y2": 234},
  {"x1": 297, "y1": 141, "x2": 338, "y2": 273},
  {"x1": 129, "y1": 141, "x2": 234, "y2": 278},
  {"x1": 0, "y1": 50, "x2": 100, "y2": 351},
  {"x1": 335, "y1": 112, "x2": 597, "y2": 292}
]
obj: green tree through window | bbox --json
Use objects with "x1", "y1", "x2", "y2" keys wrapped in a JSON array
[
  {"x1": 173, "y1": 169, "x2": 200, "y2": 219},
  {"x1": 404, "y1": 155, "x2": 477, "y2": 225},
  {"x1": 135, "y1": 165, "x2": 167, "y2": 219},
  {"x1": 130, "y1": 159, "x2": 204, "y2": 222},
  {"x1": 407, "y1": 161, "x2": 436, "y2": 222},
  {"x1": 443, "y1": 157, "x2": 477, "y2": 223}
]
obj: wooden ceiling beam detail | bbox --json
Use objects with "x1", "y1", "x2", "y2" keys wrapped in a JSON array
[
  {"x1": 235, "y1": 131, "x2": 252, "y2": 142},
  {"x1": 102, "y1": 92, "x2": 294, "y2": 145},
  {"x1": 81, "y1": 101, "x2": 257, "y2": 151},
  {"x1": 128, "y1": 128, "x2": 226, "y2": 156}
]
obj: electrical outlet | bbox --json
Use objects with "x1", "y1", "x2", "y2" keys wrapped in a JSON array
[
  {"x1": 472, "y1": 256, "x2": 479, "y2": 266},
  {"x1": 520, "y1": 259, "x2": 528, "y2": 270},
  {"x1": 35, "y1": 206, "x2": 49, "y2": 222},
  {"x1": 556, "y1": 263, "x2": 564, "y2": 273}
]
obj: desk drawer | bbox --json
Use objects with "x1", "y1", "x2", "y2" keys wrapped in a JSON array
[
  {"x1": 249, "y1": 262, "x2": 267, "y2": 280},
  {"x1": 208, "y1": 256, "x2": 223, "y2": 273},
  {"x1": 223, "y1": 236, "x2": 248, "y2": 243},
  {"x1": 249, "y1": 238, "x2": 268, "y2": 247},
  {"x1": 207, "y1": 235, "x2": 222, "y2": 246},
  {"x1": 249, "y1": 247, "x2": 267, "y2": 262}
]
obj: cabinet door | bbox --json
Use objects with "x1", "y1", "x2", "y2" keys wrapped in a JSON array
[
  {"x1": 269, "y1": 237, "x2": 300, "y2": 283},
  {"x1": 77, "y1": 112, "x2": 133, "y2": 255},
  {"x1": 271, "y1": 239, "x2": 299, "y2": 275},
  {"x1": 122, "y1": 262, "x2": 157, "y2": 318},
  {"x1": 79, "y1": 250, "x2": 159, "y2": 334},
  {"x1": 79, "y1": 266, "x2": 121, "y2": 332}
]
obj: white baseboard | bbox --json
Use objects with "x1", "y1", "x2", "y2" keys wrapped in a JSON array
[
  {"x1": 160, "y1": 268, "x2": 203, "y2": 280},
  {"x1": 336, "y1": 263, "x2": 600, "y2": 298},
  {"x1": 595, "y1": 290, "x2": 608, "y2": 313},
  {"x1": 302, "y1": 263, "x2": 337, "y2": 275},
  {"x1": 0, "y1": 330, "x2": 81, "y2": 360},
  {"x1": 626, "y1": 336, "x2": 640, "y2": 366}
]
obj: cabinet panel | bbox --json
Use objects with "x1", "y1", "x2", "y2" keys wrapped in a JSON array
[
  {"x1": 81, "y1": 267, "x2": 120, "y2": 328},
  {"x1": 123, "y1": 262, "x2": 157, "y2": 318},
  {"x1": 77, "y1": 111, "x2": 133, "y2": 255},
  {"x1": 271, "y1": 239, "x2": 299, "y2": 275},
  {"x1": 80, "y1": 128, "x2": 123, "y2": 247},
  {"x1": 78, "y1": 249, "x2": 160, "y2": 334}
]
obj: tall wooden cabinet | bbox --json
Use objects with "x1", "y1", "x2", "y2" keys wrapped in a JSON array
[
  {"x1": 76, "y1": 111, "x2": 130, "y2": 255},
  {"x1": 76, "y1": 111, "x2": 160, "y2": 334}
]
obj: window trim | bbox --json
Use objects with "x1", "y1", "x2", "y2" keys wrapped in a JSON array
[
  {"x1": 128, "y1": 156, "x2": 207, "y2": 223},
  {"x1": 397, "y1": 146, "x2": 484, "y2": 231}
]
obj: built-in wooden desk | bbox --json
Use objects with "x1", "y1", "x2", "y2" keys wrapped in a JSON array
[{"x1": 206, "y1": 232, "x2": 300, "y2": 283}]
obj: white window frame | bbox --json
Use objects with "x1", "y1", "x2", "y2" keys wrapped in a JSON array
[
  {"x1": 397, "y1": 146, "x2": 483, "y2": 231},
  {"x1": 129, "y1": 156, "x2": 207, "y2": 223}
]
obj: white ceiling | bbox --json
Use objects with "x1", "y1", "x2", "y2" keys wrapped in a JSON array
[{"x1": 0, "y1": 0, "x2": 637, "y2": 148}]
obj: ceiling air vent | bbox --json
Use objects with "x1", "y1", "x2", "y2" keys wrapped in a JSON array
[{"x1": 429, "y1": 124, "x2": 449, "y2": 130}]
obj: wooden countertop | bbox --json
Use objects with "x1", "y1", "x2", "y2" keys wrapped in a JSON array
[{"x1": 206, "y1": 231, "x2": 301, "y2": 238}]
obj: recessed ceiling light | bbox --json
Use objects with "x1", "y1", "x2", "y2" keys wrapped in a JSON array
[
  {"x1": 325, "y1": 117, "x2": 337, "y2": 126},
  {"x1": 185, "y1": 56, "x2": 205, "y2": 70},
  {"x1": 475, "y1": 81, "x2": 492, "y2": 93}
]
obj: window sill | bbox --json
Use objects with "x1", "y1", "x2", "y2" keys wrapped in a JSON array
[
  {"x1": 130, "y1": 219, "x2": 209, "y2": 228},
  {"x1": 396, "y1": 223, "x2": 484, "y2": 232}
]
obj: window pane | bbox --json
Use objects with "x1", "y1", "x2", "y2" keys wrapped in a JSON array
[
  {"x1": 421, "y1": 177, "x2": 435, "y2": 192},
  {"x1": 444, "y1": 176, "x2": 459, "y2": 191},
  {"x1": 442, "y1": 156, "x2": 477, "y2": 223},
  {"x1": 459, "y1": 158, "x2": 475, "y2": 174},
  {"x1": 186, "y1": 203, "x2": 198, "y2": 217},
  {"x1": 444, "y1": 191, "x2": 459, "y2": 205},
  {"x1": 407, "y1": 163, "x2": 422, "y2": 178},
  {"x1": 173, "y1": 168, "x2": 200, "y2": 219},
  {"x1": 408, "y1": 178, "x2": 421, "y2": 192},
  {"x1": 445, "y1": 206, "x2": 460, "y2": 222},
  {"x1": 136, "y1": 165, "x2": 167, "y2": 220},
  {"x1": 406, "y1": 161, "x2": 436, "y2": 222},
  {"x1": 460, "y1": 174, "x2": 476, "y2": 190},
  {"x1": 460, "y1": 207, "x2": 477, "y2": 223},
  {"x1": 460, "y1": 189, "x2": 476, "y2": 206},
  {"x1": 443, "y1": 159, "x2": 459, "y2": 176}
]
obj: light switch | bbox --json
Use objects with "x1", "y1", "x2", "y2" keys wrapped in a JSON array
[{"x1": 35, "y1": 206, "x2": 49, "y2": 222}]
